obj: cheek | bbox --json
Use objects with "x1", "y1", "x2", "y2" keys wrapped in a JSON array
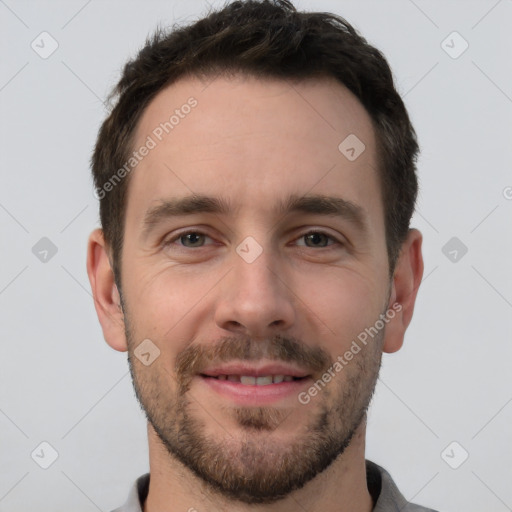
[
  {"x1": 123, "y1": 264, "x2": 220, "y2": 344},
  {"x1": 296, "y1": 267, "x2": 385, "y2": 350}
]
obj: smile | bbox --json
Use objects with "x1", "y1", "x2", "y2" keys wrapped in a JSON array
[{"x1": 201, "y1": 374, "x2": 306, "y2": 385}]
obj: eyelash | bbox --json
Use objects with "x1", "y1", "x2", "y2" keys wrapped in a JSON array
[{"x1": 163, "y1": 229, "x2": 342, "y2": 249}]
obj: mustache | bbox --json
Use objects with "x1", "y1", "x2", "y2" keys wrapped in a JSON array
[{"x1": 175, "y1": 334, "x2": 331, "y2": 390}]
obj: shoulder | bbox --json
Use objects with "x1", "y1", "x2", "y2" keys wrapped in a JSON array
[
  {"x1": 110, "y1": 473, "x2": 150, "y2": 512},
  {"x1": 366, "y1": 460, "x2": 440, "y2": 512}
]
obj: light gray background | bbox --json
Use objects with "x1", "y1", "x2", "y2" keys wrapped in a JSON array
[{"x1": 1, "y1": 1, "x2": 511, "y2": 511}]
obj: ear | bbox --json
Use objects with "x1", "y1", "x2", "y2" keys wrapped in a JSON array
[
  {"x1": 382, "y1": 228, "x2": 424, "y2": 354},
  {"x1": 86, "y1": 228, "x2": 128, "y2": 352}
]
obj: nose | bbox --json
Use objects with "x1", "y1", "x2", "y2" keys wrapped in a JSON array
[{"x1": 214, "y1": 246, "x2": 296, "y2": 339}]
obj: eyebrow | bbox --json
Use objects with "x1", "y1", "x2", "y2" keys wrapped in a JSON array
[{"x1": 141, "y1": 193, "x2": 367, "y2": 238}]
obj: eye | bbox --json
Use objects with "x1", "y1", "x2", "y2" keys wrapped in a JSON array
[
  {"x1": 163, "y1": 229, "x2": 342, "y2": 251},
  {"x1": 295, "y1": 231, "x2": 340, "y2": 248},
  {"x1": 164, "y1": 231, "x2": 214, "y2": 248}
]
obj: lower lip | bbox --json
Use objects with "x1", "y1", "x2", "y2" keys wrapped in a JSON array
[{"x1": 197, "y1": 375, "x2": 312, "y2": 405}]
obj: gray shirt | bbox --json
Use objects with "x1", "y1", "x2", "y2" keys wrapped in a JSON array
[{"x1": 111, "y1": 460, "x2": 438, "y2": 512}]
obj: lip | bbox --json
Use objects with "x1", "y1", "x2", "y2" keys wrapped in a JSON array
[
  {"x1": 200, "y1": 362, "x2": 311, "y2": 378},
  {"x1": 197, "y1": 374, "x2": 313, "y2": 406}
]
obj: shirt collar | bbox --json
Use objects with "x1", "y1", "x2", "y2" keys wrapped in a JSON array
[{"x1": 113, "y1": 460, "x2": 428, "y2": 512}]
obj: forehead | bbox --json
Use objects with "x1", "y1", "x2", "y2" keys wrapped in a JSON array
[{"x1": 127, "y1": 73, "x2": 381, "y2": 227}]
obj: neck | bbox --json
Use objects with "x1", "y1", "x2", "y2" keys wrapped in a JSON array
[{"x1": 143, "y1": 420, "x2": 373, "y2": 512}]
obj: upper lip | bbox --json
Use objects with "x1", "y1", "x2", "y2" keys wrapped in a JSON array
[{"x1": 200, "y1": 362, "x2": 311, "y2": 378}]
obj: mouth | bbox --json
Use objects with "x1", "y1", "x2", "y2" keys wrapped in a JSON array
[
  {"x1": 196, "y1": 363, "x2": 313, "y2": 405},
  {"x1": 200, "y1": 374, "x2": 308, "y2": 385}
]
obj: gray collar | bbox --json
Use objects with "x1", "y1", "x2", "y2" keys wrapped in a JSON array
[{"x1": 111, "y1": 460, "x2": 438, "y2": 512}]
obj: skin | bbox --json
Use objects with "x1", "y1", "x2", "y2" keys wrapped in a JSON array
[{"x1": 87, "y1": 74, "x2": 423, "y2": 512}]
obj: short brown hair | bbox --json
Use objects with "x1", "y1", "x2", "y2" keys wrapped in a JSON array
[{"x1": 91, "y1": 0, "x2": 419, "y2": 290}]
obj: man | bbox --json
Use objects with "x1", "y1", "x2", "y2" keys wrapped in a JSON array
[{"x1": 86, "y1": 1, "x2": 435, "y2": 510}]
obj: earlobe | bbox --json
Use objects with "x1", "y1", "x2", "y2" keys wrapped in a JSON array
[
  {"x1": 382, "y1": 229, "x2": 424, "y2": 354},
  {"x1": 86, "y1": 228, "x2": 128, "y2": 352}
]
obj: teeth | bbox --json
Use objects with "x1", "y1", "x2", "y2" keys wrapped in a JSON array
[
  {"x1": 213, "y1": 374, "x2": 301, "y2": 385},
  {"x1": 256, "y1": 376, "x2": 273, "y2": 386}
]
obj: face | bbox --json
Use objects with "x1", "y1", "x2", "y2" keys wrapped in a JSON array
[{"x1": 117, "y1": 74, "x2": 393, "y2": 504}]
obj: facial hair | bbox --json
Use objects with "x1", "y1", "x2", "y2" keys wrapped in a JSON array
[{"x1": 124, "y1": 310, "x2": 384, "y2": 505}]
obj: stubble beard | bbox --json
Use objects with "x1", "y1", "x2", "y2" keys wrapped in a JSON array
[{"x1": 125, "y1": 313, "x2": 384, "y2": 504}]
